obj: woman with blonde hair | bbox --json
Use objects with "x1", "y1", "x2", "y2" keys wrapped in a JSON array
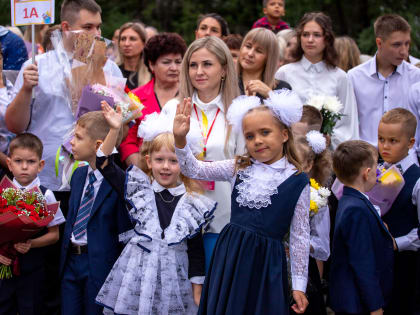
[
  {"x1": 162, "y1": 36, "x2": 244, "y2": 270},
  {"x1": 117, "y1": 22, "x2": 151, "y2": 90},
  {"x1": 334, "y1": 36, "x2": 361, "y2": 72},
  {"x1": 238, "y1": 28, "x2": 291, "y2": 99}
]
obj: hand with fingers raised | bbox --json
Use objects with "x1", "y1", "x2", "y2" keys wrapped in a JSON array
[{"x1": 173, "y1": 97, "x2": 192, "y2": 149}]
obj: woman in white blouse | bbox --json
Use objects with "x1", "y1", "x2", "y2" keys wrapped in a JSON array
[
  {"x1": 275, "y1": 12, "x2": 359, "y2": 149},
  {"x1": 161, "y1": 36, "x2": 243, "y2": 270}
]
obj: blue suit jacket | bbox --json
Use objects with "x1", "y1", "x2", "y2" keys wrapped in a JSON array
[
  {"x1": 329, "y1": 187, "x2": 394, "y2": 313},
  {"x1": 59, "y1": 166, "x2": 133, "y2": 287}
]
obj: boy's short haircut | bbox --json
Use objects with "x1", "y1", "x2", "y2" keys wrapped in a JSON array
[
  {"x1": 263, "y1": 0, "x2": 284, "y2": 7},
  {"x1": 374, "y1": 14, "x2": 411, "y2": 40},
  {"x1": 333, "y1": 140, "x2": 377, "y2": 185},
  {"x1": 223, "y1": 34, "x2": 243, "y2": 51},
  {"x1": 380, "y1": 107, "x2": 417, "y2": 138},
  {"x1": 77, "y1": 111, "x2": 123, "y2": 145},
  {"x1": 9, "y1": 133, "x2": 43, "y2": 159},
  {"x1": 61, "y1": 0, "x2": 101, "y2": 25},
  {"x1": 301, "y1": 105, "x2": 323, "y2": 130}
]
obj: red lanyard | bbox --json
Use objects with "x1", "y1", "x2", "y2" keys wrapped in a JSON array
[{"x1": 193, "y1": 104, "x2": 220, "y2": 157}]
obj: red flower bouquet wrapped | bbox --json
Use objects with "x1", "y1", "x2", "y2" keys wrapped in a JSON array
[{"x1": 0, "y1": 177, "x2": 59, "y2": 279}]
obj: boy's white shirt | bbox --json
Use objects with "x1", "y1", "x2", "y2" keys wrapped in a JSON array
[
  {"x1": 12, "y1": 176, "x2": 66, "y2": 227},
  {"x1": 384, "y1": 154, "x2": 420, "y2": 251}
]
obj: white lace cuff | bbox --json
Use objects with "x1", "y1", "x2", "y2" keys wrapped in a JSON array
[
  {"x1": 175, "y1": 145, "x2": 235, "y2": 182},
  {"x1": 190, "y1": 276, "x2": 205, "y2": 285}
]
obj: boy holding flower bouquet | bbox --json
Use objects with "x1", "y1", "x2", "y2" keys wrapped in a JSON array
[
  {"x1": 378, "y1": 108, "x2": 420, "y2": 315},
  {"x1": 0, "y1": 133, "x2": 65, "y2": 315},
  {"x1": 330, "y1": 140, "x2": 395, "y2": 315}
]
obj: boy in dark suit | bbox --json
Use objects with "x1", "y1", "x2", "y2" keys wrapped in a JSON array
[
  {"x1": 59, "y1": 111, "x2": 132, "y2": 315},
  {"x1": 378, "y1": 108, "x2": 420, "y2": 315},
  {"x1": 330, "y1": 140, "x2": 395, "y2": 315}
]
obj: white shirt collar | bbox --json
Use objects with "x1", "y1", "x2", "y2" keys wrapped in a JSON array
[
  {"x1": 252, "y1": 156, "x2": 292, "y2": 171},
  {"x1": 370, "y1": 53, "x2": 404, "y2": 77},
  {"x1": 192, "y1": 91, "x2": 224, "y2": 112},
  {"x1": 152, "y1": 180, "x2": 186, "y2": 196},
  {"x1": 87, "y1": 166, "x2": 104, "y2": 183},
  {"x1": 300, "y1": 55, "x2": 327, "y2": 73},
  {"x1": 386, "y1": 154, "x2": 416, "y2": 174},
  {"x1": 12, "y1": 176, "x2": 41, "y2": 190}
]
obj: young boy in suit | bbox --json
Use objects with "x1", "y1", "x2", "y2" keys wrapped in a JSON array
[
  {"x1": 0, "y1": 133, "x2": 65, "y2": 315},
  {"x1": 378, "y1": 108, "x2": 420, "y2": 315},
  {"x1": 59, "y1": 111, "x2": 133, "y2": 315},
  {"x1": 330, "y1": 140, "x2": 395, "y2": 315}
]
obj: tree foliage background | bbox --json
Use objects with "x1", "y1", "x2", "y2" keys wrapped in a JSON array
[{"x1": 1, "y1": 0, "x2": 419, "y2": 56}]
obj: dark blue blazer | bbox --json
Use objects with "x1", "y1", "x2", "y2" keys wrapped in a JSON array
[
  {"x1": 59, "y1": 166, "x2": 133, "y2": 287},
  {"x1": 329, "y1": 187, "x2": 394, "y2": 313}
]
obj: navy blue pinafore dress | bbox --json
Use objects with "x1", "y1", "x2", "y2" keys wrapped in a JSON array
[{"x1": 198, "y1": 172, "x2": 309, "y2": 315}]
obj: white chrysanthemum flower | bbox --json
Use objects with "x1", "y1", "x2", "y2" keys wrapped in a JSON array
[
  {"x1": 306, "y1": 130, "x2": 326, "y2": 154},
  {"x1": 323, "y1": 96, "x2": 343, "y2": 114},
  {"x1": 306, "y1": 95, "x2": 325, "y2": 111},
  {"x1": 318, "y1": 187, "x2": 331, "y2": 198}
]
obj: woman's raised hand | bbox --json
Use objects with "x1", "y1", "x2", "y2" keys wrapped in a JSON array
[{"x1": 173, "y1": 97, "x2": 192, "y2": 148}]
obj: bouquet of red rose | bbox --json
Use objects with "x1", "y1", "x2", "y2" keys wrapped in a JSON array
[{"x1": 0, "y1": 177, "x2": 59, "y2": 279}]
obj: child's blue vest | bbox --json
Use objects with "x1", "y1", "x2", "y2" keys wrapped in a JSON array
[{"x1": 383, "y1": 164, "x2": 420, "y2": 238}]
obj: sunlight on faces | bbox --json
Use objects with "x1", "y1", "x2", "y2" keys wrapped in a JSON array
[
  {"x1": 376, "y1": 31, "x2": 411, "y2": 67},
  {"x1": 70, "y1": 125, "x2": 101, "y2": 163},
  {"x1": 242, "y1": 109, "x2": 288, "y2": 165},
  {"x1": 195, "y1": 17, "x2": 223, "y2": 39},
  {"x1": 378, "y1": 122, "x2": 415, "y2": 164},
  {"x1": 7, "y1": 148, "x2": 44, "y2": 186},
  {"x1": 239, "y1": 40, "x2": 267, "y2": 73},
  {"x1": 263, "y1": 0, "x2": 285, "y2": 19},
  {"x1": 189, "y1": 48, "x2": 225, "y2": 96},
  {"x1": 119, "y1": 28, "x2": 144, "y2": 59},
  {"x1": 149, "y1": 53, "x2": 182, "y2": 85},
  {"x1": 301, "y1": 21, "x2": 326, "y2": 62},
  {"x1": 146, "y1": 146, "x2": 181, "y2": 188}
]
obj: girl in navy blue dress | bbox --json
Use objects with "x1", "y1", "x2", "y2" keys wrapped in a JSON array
[{"x1": 173, "y1": 90, "x2": 310, "y2": 314}]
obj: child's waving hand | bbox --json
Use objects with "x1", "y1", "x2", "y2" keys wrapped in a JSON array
[{"x1": 173, "y1": 97, "x2": 192, "y2": 149}]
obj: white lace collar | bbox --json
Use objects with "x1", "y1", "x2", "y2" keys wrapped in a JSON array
[
  {"x1": 236, "y1": 158, "x2": 297, "y2": 209},
  {"x1": 192, "y1": 91, "x2": 224, "y2": 112},
  {"x1": 152, "y1": 180, "x2": 186, "y2": 196}
]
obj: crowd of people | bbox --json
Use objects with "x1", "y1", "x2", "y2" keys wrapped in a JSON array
[{"x1": 0, "y1": 0, "x2": 420, "y2": 314}]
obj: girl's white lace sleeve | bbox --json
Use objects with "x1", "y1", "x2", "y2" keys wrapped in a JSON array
[
  {"x1": 175, "y1": 145, "x2": 236, "y2": 182},
  {"x1": 289, "y1": 184, "x2": 310, "y2": 292},
  {"x1": 310, "y1": 205, "x2": 331, "y2": 261}
]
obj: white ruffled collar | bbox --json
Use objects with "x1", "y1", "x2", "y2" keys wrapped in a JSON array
[
  {"x1": 236, "y1": 158, "x2": 296, "y2": 209},
  {"x1": 192, "y1": 91, "x2": 224, "y2": 112},
  {"x1": 152, "y1": 180, "x2": 186, "y2": 196}
]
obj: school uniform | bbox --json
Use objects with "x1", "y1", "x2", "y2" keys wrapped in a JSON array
[
  {"x1": 59, "y1": 166, "x2": 133, "y2": 315},
  {"x1": 381, "y1": 154, "x2": 420, "y2": 315},
  {"x1": 329, "y1": 187, "x2": 394, "y2": 314},
  {"x1": 0, "y1": 177, "x2": 65, "y2": 315}
]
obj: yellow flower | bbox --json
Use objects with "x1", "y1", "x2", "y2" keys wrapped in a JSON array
[
  {"x1": 310, "y1": 178, "x2": 320, "y2": 190},
  {"x1": 310, "y1": 200, "x2": 318, "y2": 213}
]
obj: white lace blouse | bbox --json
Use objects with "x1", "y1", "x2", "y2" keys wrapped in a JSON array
[{"x1": 175, "y1": 145, "x2": 310, "y2": 292}]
